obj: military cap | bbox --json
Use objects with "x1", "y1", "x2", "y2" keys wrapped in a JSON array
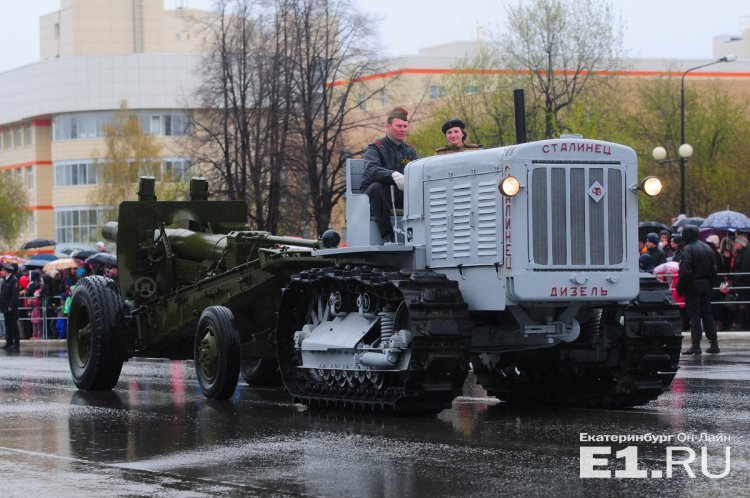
[
  {"x1": 387, "y1": 107, "x2": 409, "y2": 122},
  {"x1": 1, "y1": 262, "x2": 17, "y2": 273},
  {"x1": 442, "y1": 119, "x2": 466, "y2": 134}
]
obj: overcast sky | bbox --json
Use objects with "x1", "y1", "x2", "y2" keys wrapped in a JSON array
[{"x1": 0, "y1": 0, "x2": 748, "y2": 73}]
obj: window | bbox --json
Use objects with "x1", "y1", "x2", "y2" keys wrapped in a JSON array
[
  {"x1": 26, "y1": 166, "x2": 33, "y2": 190},
  {"x1": 429, "y1": 85, "x2": 445, "y2": 99},
  {"x1": 27, "y1": 212, "x2": 34, "y2": 234},
  {"x1": 161, "y1": 158, "x2": 190, "y2": 182},
  {"x1": 54, "y1": 111, "x2": 189, "y2": 140},
  {"x1": 465, "y1": 85, "x2": 479, "y2": 95},
  {"x1": 358, "y1": 95, "x2": 366, "y2": 110},
  {"x1": 54, "y1": 161, "x2": 98, "y2": 186},
  {"x1": 169, "y1": 113, "x2": 189, "y2": 136},
  {"x1": 380, "y1": 90, "x2": 388, "y2": 108},
  {"x1": 55, "y1": 208, "x2": 109, "y2": 245},
  {"x1": 150, "y1": 115, "x2": 162, "y2": 135},
  {"x1": 4, "y1": 128, "x2": 12, "y2": 149},
  {"x1": 25, "y1": 124, "x2": 32, "y2": 147},
  {"x1": 154, "y1": 113, "x2": 189, "y2": 136}
]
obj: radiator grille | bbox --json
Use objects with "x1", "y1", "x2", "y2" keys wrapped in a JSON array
[{"x1": 531, "y1": 165, "x2": 624, "y2": 267}]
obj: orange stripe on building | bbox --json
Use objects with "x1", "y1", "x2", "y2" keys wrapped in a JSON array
[
  {"x1": 0, "y1": 160, "x2": 53, "y2": 171},
  {"x1": 32, "y1": 119, "x2": 52, "y2": 127},
  {"x1": 27, "y1": 205, "x2": 54, "y2": 211},
  {"x1": 328, "y1": 67, "x2": 750, "y2": 87}
]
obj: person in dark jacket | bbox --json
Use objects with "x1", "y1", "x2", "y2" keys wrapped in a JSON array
[
  {"x1": 0, "y1": 263, "x2": 21, "y2": 351},
  {"x1": 731, "y1": 236, "x2": 750, "y2": 331},
  {"x1": 639, "y1": 253, "x2": 654, "y2": 272},
  {"x1": 705, "y1": 235, "x2": 725, "y2": 327},
  {"x1": 659, "y1": 229, "x2": 673, "y2": 259},
  {"x1": 360, "y1": 107, "x2": 418, "y2": 243},
  {"x1": 670, "y1": 233, "x2": 683, "y2": 262},
  {"x1": 645, "y1": 232, "x2": 667, "y2": 267},
  {"x1": 678, "y1": 225, "x2": 720, "y2": 354},
  {"x1": 40, "y1": 273, "x2": 58, "y2": 337}
]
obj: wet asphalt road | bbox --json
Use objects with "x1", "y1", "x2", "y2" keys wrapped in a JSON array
[{"x1": 0, "y1": 335, "x2": 749, "y2": 497}]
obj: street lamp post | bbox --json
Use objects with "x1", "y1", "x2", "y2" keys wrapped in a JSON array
[{"x1": 653, "y1": 54, "x2": 736, "y2": 215}]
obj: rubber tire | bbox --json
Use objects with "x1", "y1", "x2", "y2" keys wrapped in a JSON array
[
  {"x1": 67, "y1": 276, "x2": 125, "y2": 391},
  {"x1": 194, "y1": 306, "x2": 241, "y2": 400}
]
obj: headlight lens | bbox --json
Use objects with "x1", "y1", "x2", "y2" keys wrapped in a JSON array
[
  {"x1": 641, "y1": 176, "x2": 662, "y2": 197},
  {"x1": 499, "y1": 176, "x2": 521, "y2": 197}
]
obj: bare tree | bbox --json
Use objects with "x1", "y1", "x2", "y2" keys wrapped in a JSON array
[
  {"x1": 189, "y1": 0, "x2": 388, "y2": 236},
  {"x1": 499, "y1": 0, "x2": 625, "y2": 138},
  {"x1": 280, "y1": 0, "x2": 388, "y2": 236},
  {"x1": 188, "y1": 0, "x2": 293, "y2": 232}
]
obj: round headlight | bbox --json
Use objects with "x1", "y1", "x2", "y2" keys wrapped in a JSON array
[
  {"x1": 499, "y1": 176, "x2": 521, "y2": 197},
  {"x1": 641, "y1": 176, "x2": 662, "y2": 197}
]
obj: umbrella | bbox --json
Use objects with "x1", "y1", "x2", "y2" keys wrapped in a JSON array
[
  {"x1": 0, "y1": 255, "x2": 26, "y2": 265},
  {"x1": 85, "y1": 252, "x2": 117, "y2": 267},
  {"x1": 20, "y1": 238, "x2": 56, "y2": 250},
  {"x1": 28, "y1": 253, "x2": 58, "y2": 262},
  {"x1": 70, "y1": 249, "x2": 97, "y2": 260},
  {"x1": 653, "y1": 261, "x2": 679, "y2": 275},
  {"x1": 700, "y1": 210, "x2": 750, "y2": 231},
  {"x1": 673, "y1": 216, "x2": 705, "y2": 230},
  {"x1": 43, "y1": 258, "x2": 80, "y2": 273},
  {"x1": 24, "y1": 258, "x2": 53, "y2": 268},
  {"x1": 639, "y1": 221, "x2": 669, "y2": 241},
  {"x1": 699, "y1": 227, "x2": 735, "y2": 242}
]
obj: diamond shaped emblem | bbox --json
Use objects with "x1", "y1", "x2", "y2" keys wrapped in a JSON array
[{"x1": 588, "y1": 181, "x2": 605, "y2": 203}]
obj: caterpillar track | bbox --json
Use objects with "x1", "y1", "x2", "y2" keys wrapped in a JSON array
[
  {"x1": 472, "y1": 280, "x2": 683, "y2": 408},
  {"x1": 276, "y1": 265, "x2": 471, "y2": 413}
]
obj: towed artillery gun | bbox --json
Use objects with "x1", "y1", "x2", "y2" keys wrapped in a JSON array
[
  {"x1": 67, "y1": 177, "x2": 333, "y2": 399},
  {"x1": 69, "y1": 135, "x2": 683, "y2": 414}
]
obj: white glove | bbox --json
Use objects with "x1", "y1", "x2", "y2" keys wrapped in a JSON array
[{"x1": 391, "y1": 171, "x2": 405, "y2": 190}]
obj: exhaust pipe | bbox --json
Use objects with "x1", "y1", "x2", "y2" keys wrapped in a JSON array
[{"x1": 514, "y1": 88, "x2": 527, "y2": 144}]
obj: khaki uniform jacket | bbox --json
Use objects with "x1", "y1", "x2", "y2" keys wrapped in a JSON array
[{"x1": 434, "y1": 143, "x2": 482, "y2": 155}]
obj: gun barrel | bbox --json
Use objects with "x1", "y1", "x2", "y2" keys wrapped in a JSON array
[
  {"x1": 260, "y1": 234, "x2": 320, "y2": 249},
  {"x1": 102, "y1": 222, "x2": 320, "y2": 261},
  {"x1": 103, "y1": 222, "x2": 118, "y2": 243},
  {"x1": 166, "y1": 228, "x2": 228, "y2": 261}
]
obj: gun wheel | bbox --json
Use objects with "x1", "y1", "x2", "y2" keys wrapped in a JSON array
[
  {"x1": 194, "y1": 306, "x2": 241, "y2": 400},
  {"x1": 67, "y1": 276, "x2": 125, "y2": 390}
]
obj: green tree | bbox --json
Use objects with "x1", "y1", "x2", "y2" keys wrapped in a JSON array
[
  {"x1": 499, "y1": 0, "x2": 625, "y2": 138},
  {"x1": 409, "y1": 48, "x2": 520, "y2": 156},
  {"x1": 90, "y1": 101, "x2": 185, "y2": 222},
  {"x1": 0, "y1": 175, "x2": 29, "y2": 248},
  {"x1": 626, "y1": 78, "x2": 750, "y2": 220}
]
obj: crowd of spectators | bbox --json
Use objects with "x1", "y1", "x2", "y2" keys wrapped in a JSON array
[
  {"x1": 0, "y1": 245, "x2": 118, "y2": 342},
  {"x1": 640, "y1": 225, "x2": 748, "y2": 334}
]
